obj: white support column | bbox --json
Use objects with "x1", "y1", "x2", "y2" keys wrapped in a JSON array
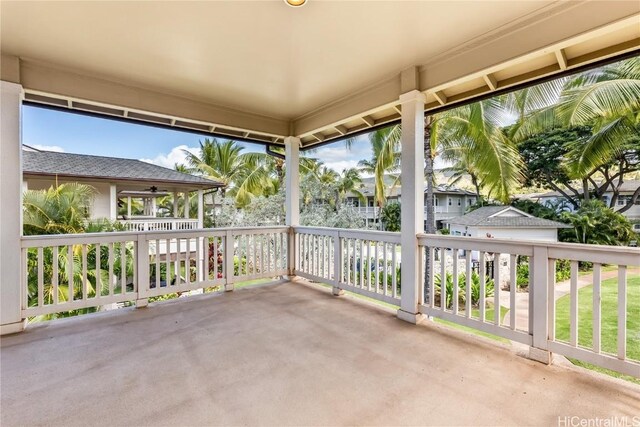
[
  {"x1": 0, "y1": 81, "x2": 25, "y2": 335},
  {"x1": 173, "y1": 191, "x2": 179, "y2": 218},
  {"x1": 109, "y1": 184, "x2": 117, "y2": 220},
  {"x1": 397, "y1": 90, "x2": 426, "y2": 324},
  {"x1": 285, "y1": 136, "x2": 300, "y2": 277},
  {"x1": 184, "y1": 192, "x2": 190, "y2": 219},
  {"x1": 127, "y1": 196, "x2": 132, "y2": 218},
  {"x1": 151, "y1": 197, "x2": 157, "y2": 217},
  {"x1": 197, "y1": 189, "x2": 204, "y2": 228}
]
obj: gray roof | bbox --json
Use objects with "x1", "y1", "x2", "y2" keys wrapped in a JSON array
[
  {"x1": 443, "y1": 206, "x2": 571, "y2": 229},
  {"x1": 22, "y1": 150, "x2": 223, "y2": 189}
]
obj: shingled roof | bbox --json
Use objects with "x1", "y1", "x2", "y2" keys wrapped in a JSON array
[
  {"x1": 22, "y1": 150, "x2": 223, "y2": 189},
  {"x1": 443, "y1": 206, "x2": 571, "y2": 229}
]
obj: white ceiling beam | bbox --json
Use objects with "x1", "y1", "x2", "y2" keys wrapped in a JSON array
[
  {"x1": 334, "y1": 125, "x2": 348, "y2": 135},
  {"x1": 483, "y1": 74, "x2": 498, "y2": 91},
  {"x1": 312, "y1": 133, "x2": 326, "y2": 142},
  {"x1": 555, "y1": 49, "x2": 568, "y2": 70},
  {"x1": 361, "y1": 116, "x2": 375, "y2": 127},
  {"x1": 243, "y1": 131, "x2": 250, "y2": 138},
  {"x1": 170, "y1": 118, "x2": 176, "y2": 126},
  {"x1": 393, "y1": 105, "x2": 402, "y2": 114},
  {"x1": 433, "y1": 91, "x2": 448, "y2": 105},
  {"x1": 208, "y1": 125, "x2": 216, "y2": 133}
]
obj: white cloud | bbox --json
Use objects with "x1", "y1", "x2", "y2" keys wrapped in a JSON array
[
  {"x1": 140, "y1": 145, "x2": 199, "y2": 169},
  {"x1": 30, "y1": 144, "x2": 65, "y2": 153},
  {"x1": 308, "y1": 138, "x2": 371, "y2": 175}
]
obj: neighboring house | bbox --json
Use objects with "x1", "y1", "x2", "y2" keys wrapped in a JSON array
[
  {"x1": 22, "y1": 148, "x2": 223, "y2": 231},
  {"x1": 345, "y1": 177, "x2": 477, "y2": 228},
  {"x1": 526, "y1": 180, "x2": 640, "y2": 225},
  {"x1": 443, "y1": 206, "x2": 571, "y2": 242}
]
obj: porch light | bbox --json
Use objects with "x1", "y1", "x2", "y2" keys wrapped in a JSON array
[{"x1": 284, "y1": 0, "x2": 306, "y2": 7}]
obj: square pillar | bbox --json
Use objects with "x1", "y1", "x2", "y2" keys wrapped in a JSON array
[
  {"x1": 284, "y1": 136, "x2": 300, "y2": 276},
  {"x1": 397, "y1": 90, "x2": 426, "y2": 324},
  {"x1": 173, "y1": 191, "x2": 179, "y2": 218},
  {"x1": 1, "y1": 81, "x2": 25, "y2": 335},
  {"x1": 109, "y1": 184, "x2": 117, "y2": 220},
  {"x1": 184, "y1": 192, "x2": 190, "y2": 219},
  {"x1": 197, "y1": 189, "x2": 204, "y2": 228}
]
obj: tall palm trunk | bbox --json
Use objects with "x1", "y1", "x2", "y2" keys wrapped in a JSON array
[{"x1": 423, "y1": 116, "x2": 435, "y2": 305}]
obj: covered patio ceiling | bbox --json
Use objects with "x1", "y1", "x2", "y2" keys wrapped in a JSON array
[{"x1": 1, "y1": 1, "x2": 639, "y2": 148}]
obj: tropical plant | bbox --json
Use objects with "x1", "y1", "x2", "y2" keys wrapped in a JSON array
[
  {"x1": 183, "y1": 139, "x2": 271, "y2": 207},
  {"x1": 357, "y1": 126, "x2": 401, "y2": 207},
  {"x1": 434, "y1": 271, "x2": 495, "y2": 309},
  {"x1": 23, "y1": 183, "x2": 96, "y2": 235},
  {"x1": 561, "y1": 199, "x2": 634, "y2": 245},
  {"x1": 380, "y1": 202, "x2": 401, "y2": 232}
]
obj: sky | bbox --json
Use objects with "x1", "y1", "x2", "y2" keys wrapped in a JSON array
[{"x1": 22, "y1": 105, "x2": 371, "y2": 173}]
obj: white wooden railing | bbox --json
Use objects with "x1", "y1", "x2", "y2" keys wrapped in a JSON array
[
  {"x1": 19, "y1": 226, "x2": 639, "y2": 377},
  {"x1": 119, "y1": 218, "x2": 199, "y2": 232},
  {"x1": 294, "y1": 227, "x2": 401, "y2": 305},
  {"x1": 21, "y1": 226, "x2": 288, "y2": 317},
  {"x1": 355, "y1": 207, "x2": 381, "y2": 218},
  {"x1": 417, "y1": 234, "x2": 640, "y2": 378}
]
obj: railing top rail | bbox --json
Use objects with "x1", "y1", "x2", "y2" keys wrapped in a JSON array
[
  {"x1": 120, "y1": 218, "x2": 199, "y2": 222},
  {"x1": 418, "y1": 233, "x2": 640, "y2": 265},
  {"x1": 294, "y1": 226, "x2": 401, "y2": 243},
  {"x1": 21, "y1": 225, "x2": 291, "y2": 247}
]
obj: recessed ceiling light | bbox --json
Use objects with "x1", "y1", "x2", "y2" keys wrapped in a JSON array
[{"x1": 285, "y1": 0, "x2": 307, "y2": 7}]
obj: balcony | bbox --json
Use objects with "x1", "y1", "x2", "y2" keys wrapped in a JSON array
[{"x1": 119, "y1": 217, "x2": 200, "y2": 232}]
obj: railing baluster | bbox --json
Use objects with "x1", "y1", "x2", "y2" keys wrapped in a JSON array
[
  {"x1": 452, "y1": 249, "x2": 458, "y2": 315},
  {"x1": 383, "y1": 242, "x2": 388, "y2": 296},
  {"x1": 494, "y1": 252, "x2": 501, "y2": 325},
  {"x1": 547, "y1": 258, "x2": 556, "y2": 341},
  {"x1": 120, "y1": 242, "x2": 127, "y2": 294},
  {"x1": 37, "y1": 247, "x2": 44, "y2": 308},
  {"x1": 440, "y1": 247, "x2": 447, "y2": 311},
  {"x1": 366, "y1": 240, "x2": 371, "y2": 291},
  {"x1": 570, "y1": 260, "x2": 579, "y2": 347},
  {"x1": 618, "y1": 265, "x2": 627, "y2": 360},
  {"x1": 175, "y1": 238, "x2": 181, "y2": 286},
  {"x1": 53, "y1": 246, "x2": 59, "y2": 304},
  {"x1": 392, "y1": 244, "x2": 398, "y2": 299},
  {"x1": 155, "y1": 239, "x2": 160, "y2": 289},
  {"x1": 509, "y1": 254, "x2": 517, "y2": 330},
  {"x1": 593, "y1": 263, "x2": 601, "y2": 354},
  {"x1": 196, "y1": 236, "x2": 202, "y2": 283},
  {"x1": 108, "y1": 243, "x2": 114, "y2": 296},
  {"x1": 465, "y1": 250, "x2": 471, "y2": 318},
  {"x1": 479, "y1": 252, "x2": 485, "y2": 321},
  {"x1": 82, "y1": 244, "x2": 88, "y2": 301},
  {"x1": 374, "y1": 240, "x2": 379, "y2": 293},
  {"x1": 347, "y1": 238, "x2": 352, "y2": 285},
  {"x1": 68, "y1": 245, "x2": 74, "y2": 301},
  {"x1": 95, "y1": 244, "x2": 101, "y2": 297},
  {"x1": 165, "y1": 239, "x2": 171, "y2": 288}
]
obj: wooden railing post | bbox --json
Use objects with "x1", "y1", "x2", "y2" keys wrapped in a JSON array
[
  {"x1": 225, "y1": 229, "x2": 234, "y2": 291},
  {"x1": 529, "y1": 244, "x2": 552, "y2": 364},
  {"x1": 135, "y1": 234, "x2": 150, "y2": 308}
]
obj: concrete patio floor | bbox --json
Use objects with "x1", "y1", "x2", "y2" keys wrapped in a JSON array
[{"x1": 2, "y1": 281, "x2": 639, "y2": 426}]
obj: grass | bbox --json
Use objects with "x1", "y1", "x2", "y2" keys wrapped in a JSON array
[{"x1": 555, "y1": 275, "x2": 640, "y2": 384}]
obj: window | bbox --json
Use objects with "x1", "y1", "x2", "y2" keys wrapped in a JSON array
[
  {"x1": 457, "y1": 198, "x2": 461, "y2": 206},
  {"x1": 448, "y1": 198, "x2": 452, "y2": 206}
]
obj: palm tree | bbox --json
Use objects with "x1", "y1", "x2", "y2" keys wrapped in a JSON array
[
  {"x1": 183, "y1": 139, "x2": 271, "y2": 207},
  {"x1": 514, "y1": 57, "x2": 640, "y2": 187},
  {"x1": 23, "y1": 183, "x2": 96, "y2": 235},
  {"x1": 357, "y1": 125, "x2": 401, "y2": 207},
  {"x1": 334, "y1": 167, "x2": 365, "y2": 207}
]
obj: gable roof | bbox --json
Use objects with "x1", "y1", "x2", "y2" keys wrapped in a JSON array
[
  {"x1": 443, "y1": 206, "x2": 571, "y2": 229},
  {"x1": 22, "y1": 150, "x2": 223, "y2": 189}
]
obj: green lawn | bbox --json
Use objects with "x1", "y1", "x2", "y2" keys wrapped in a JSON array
[{"x1": 555, "y1": 275, "x2": 640, "y2": 384}]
